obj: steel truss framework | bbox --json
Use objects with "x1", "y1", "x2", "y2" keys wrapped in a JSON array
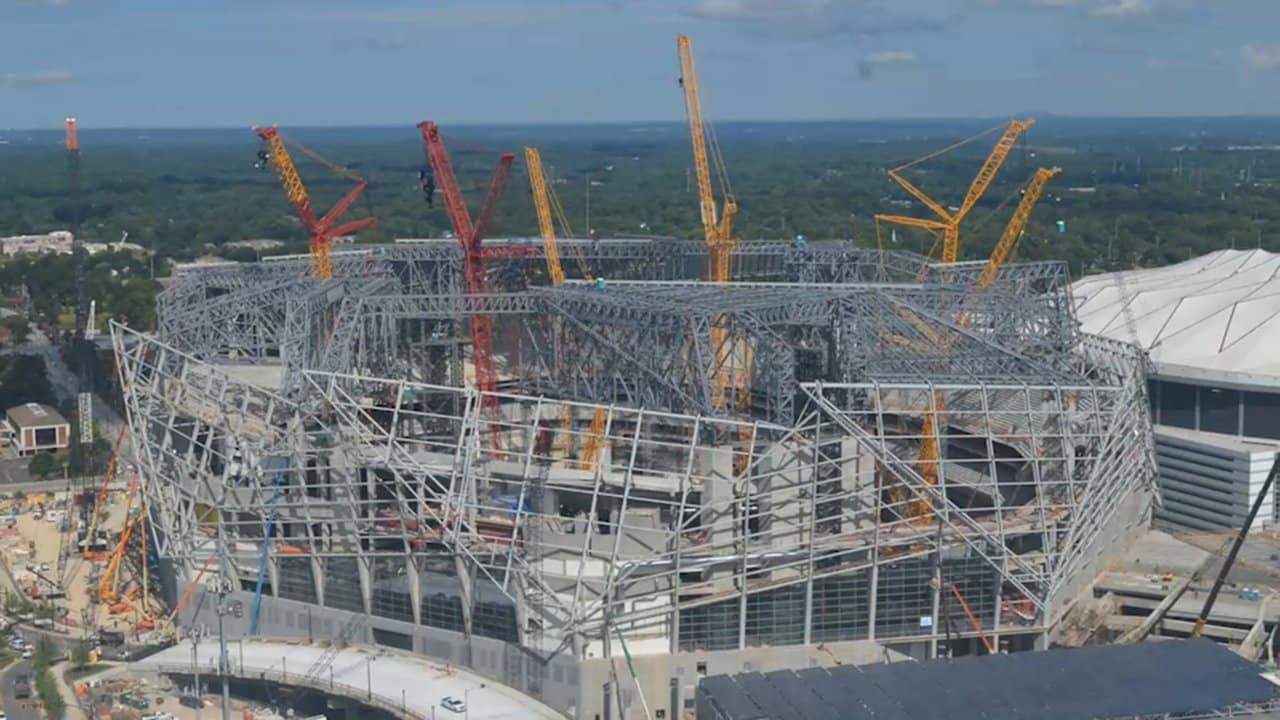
[
  {"x1": 125, "y1": 238, "x2": 1157, "y2": 709},
  {"x1": 115, "y1": 307, "x2": 1153, "y2": 664}
]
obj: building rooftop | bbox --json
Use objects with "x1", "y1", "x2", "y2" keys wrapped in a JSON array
[
  {"x1": 6, "y1": 403, "x2": 67, "y2": 428},
  {"x1": 1072, "y1": 249, "x2": 1280, "y2": 386},
  {"x1": 697, "y1": 639, "x2": 1280, "y2": 720}
]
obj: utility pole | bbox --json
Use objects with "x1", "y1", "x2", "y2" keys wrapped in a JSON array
[{"x1": 215, "y1": 517, "x2": 232, "y2": 720}]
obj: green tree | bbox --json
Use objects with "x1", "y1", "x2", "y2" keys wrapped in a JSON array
[
  {"x1": 27, "y1": 452, "x2": 59, "y2": 480},
  {"x1": 0, "y1": 316, "x2": 29, "y2": 345}
]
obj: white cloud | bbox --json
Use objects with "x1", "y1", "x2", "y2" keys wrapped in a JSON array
[
  {"x1": 1090, "y1": 0, "x2": 1151, "y2": 17},
  {"x1": 1243, "y1": 45, "x2": 1280, "y2": 71},
  {"x1": 867, "y1": 49, "x2": 916, "y2": 64},
  {"x1": 682, "y1": 0, "x2": 944, "y2": 38},
  {"x1": 2, "y1": 68, "x2": 72, "y2": 87}
]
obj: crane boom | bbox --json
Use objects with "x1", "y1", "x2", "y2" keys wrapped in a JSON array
[
  {"x1": 882, "y1": 118, "x2": 1033, "y2": 264},
  {"x1": 255, "y1": 126, "x2": 375, "y2": 279},
  {"x1": 525, "y1": 146, "x2": 565, "y2": 286},
  {"x1": 954, "y1": 119, "x2": 1035, "y2": 225},
  {"x1": 677, "y1": 34, "x2": 718, "y2": 238},
  {"x1": 418, "y1": 121, "x2": 521, "y2": 444},
  {"x1": 974, "y1": 166, "x2": 1060, "y2": 289}
]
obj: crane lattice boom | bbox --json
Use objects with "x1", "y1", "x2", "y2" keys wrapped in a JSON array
[
  {"x1": 883, "y1": 118, "x2": 1033, "y2": 264},
  {"x1": 419, "y1": 121, "x2": 523, "y2": 443},
  {"x1": 254, "y1": 126, "x2": 375, "y2": 279}
]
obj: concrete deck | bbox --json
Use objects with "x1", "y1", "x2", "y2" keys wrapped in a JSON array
[{"x1": 131, "y1": 638, "x2": 564, "y2": 720}]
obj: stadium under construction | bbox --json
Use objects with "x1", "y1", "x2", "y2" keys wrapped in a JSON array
[{"x1": 113, "y1": 237, "x2": 1156, "y2": 719}]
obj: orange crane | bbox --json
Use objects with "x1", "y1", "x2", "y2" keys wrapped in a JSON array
[
  {"x1": 99, "y1": 474, "x2": 140, "y2": 605},
  {"x1": 525, "y1": 145, "x2": 608, "y2": 469},
  {"x1": 254, "y1": 126, "x2": 376, "y2": 279},
  {"x1": 907, "y1": 167, "x2": 1060, "y2": 522},
  {"x1": 876, "y1": 118, "x2": 1034, "y2": 265}
]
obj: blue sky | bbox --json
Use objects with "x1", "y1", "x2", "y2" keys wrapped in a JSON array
[{"x1": 2, "y1": 0, "x2": 1280, "y2": 128}]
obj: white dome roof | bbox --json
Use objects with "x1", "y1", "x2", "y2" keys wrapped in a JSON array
[{"x1": 1071, "y1": 249, "x2": 1280, "y2": 385}]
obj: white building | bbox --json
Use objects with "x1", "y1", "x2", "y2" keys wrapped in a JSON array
[
  {"x1": 1073, "y1": 249, "x2": 1280, "y2": 530},
  {"x1": 0, "y1": 231, "x2": 73, "y2": 256}
]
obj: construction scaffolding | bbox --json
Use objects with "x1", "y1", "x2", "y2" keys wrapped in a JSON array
[{"x1": 116, "y1": 238, "x2": 1155, "y2": 712}]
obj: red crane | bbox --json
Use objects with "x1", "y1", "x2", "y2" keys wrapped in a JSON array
[
  {"x1": 418, "y1": 121, "x2": 533, "y2": 445},
  {"x1": 254, "y1": 126, "x2": 376, "y2": 279}
]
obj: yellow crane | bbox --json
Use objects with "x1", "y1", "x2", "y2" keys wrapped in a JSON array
[
  {"x1": 525, "y1": 145, "x2": 608, "y2": 470},
  {"x1": 907, "y1": 166, "x2": 1060, "y2": 522},
  {"x1": 876, "y1": 118, "x2": 1034, "y2": 265},
  {"x1": 677, "y1": 34, "x2": 754, "y2": 477},
  {"x1": 254, "y1": 127, "x2": 376, "y2": 280},
  {"x1": 677, "y1": 34, "x2": 737, "y2": 282}
]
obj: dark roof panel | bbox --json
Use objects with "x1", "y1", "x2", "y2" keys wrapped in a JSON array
[{"x1": 699, "y1": 640, "x2": 1280, "y2": 720}]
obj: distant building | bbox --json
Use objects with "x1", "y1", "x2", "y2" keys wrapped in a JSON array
[
  {"x1": 82, "y1": 240, "x2": 146, "y2": 255},
  {"x1": 0, "y1": 231, "x2": 73, "y2": 257},
  {"x1": 3, "y1": 403, "x2": 69, "y2": 456},
  {"x1": 225, "y1": 239, "x2": 286, "y2": 251},
  {"x1": 1074, "y1": 249, "x2": 1280, "y2": 531}
]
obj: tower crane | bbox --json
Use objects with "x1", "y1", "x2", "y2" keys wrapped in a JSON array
[
  {"x1": 907, "y1": 167, "x2": 1060, "y2": 522},
  {"x1": 420, "y1": 121, "x2": 534, "y2": 447},
  {"x1": 677, "y1": 34, "x2": 750, "y2": 419},
  {"x1": 525, "y1": 146, "x2": 608, "y2": 469},
  {"x1": 254, "y1": 126, "x2": 376, "y2": 279},
  {"x1": 876, "y1": 118, "x2": 1034, "y2": 265},
  {"x1": 677, "y1": 34, "x2": 737, "y2": 283}
]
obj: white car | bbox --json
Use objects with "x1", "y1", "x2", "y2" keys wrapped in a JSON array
[
  {"x1": 21, "y1": 648, "x2": 31, "y2": 660},
  {"x1": 441, "y1": 696, "x2": 466, "y2": 713}
]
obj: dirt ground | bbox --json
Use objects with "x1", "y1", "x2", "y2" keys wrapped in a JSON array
[{"x1": 0, "y1": 484, "x2": 136, "y2": 631}]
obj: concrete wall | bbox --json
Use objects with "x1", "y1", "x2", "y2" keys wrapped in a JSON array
[
  {"x1": 183, "y1": 589, "x2": 584, "y2": 718},
  {"x1": 1152, "y1": 426, "x2": 1278, "y2": 531}
]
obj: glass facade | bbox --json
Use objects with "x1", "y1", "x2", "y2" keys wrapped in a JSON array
[
  {"x1": 323, "y1": 557, "x2": 365, "y2": 613},
  {"x1": 677, "y1": 557, "x2": 997, "y2": 652},
  {"x1": 1150, "y1": 379, "x2": 1280, "y2": 440},
  {"x1": 277, "y1": 557, "x2": 317, "y2": 604}
]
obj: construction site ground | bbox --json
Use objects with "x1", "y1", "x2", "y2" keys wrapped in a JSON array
[
  {"x1": 1063, "y1": 528, "x2": 1280, "y2": 653},
  {"x1": 0, "y1": 481, "x2": 138, "y2": 635}
]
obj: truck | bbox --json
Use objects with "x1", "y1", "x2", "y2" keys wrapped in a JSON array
[{"x1": 13, "y1": 674, "x2": 30, "y2": 699}]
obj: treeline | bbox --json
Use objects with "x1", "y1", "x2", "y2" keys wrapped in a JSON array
[{"x1": 0, "y1": 120, "x2": 1278, "y2": 277}]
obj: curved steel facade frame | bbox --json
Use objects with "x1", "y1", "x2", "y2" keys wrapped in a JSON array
[{"x1": 115, "y1": 318, "x2": 1152, "y2": 662}]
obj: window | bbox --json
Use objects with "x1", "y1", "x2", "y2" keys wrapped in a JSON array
[
  {"x1": 33, "y1": 428, "x2": 57, "y2": 447},
  {"x1": 1244, "y1": 391, "x2": 1280, "y2": 440},
  {"x1": 1200, "y1": 387, "x2": 1240, "y2": 435},
  {"x1": 1158, "y1": 381, "x2": 1196, "y2": 429}
]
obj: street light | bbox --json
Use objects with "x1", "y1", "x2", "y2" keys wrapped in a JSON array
[
  {"x1": 464, "y1": 683, "x2": 486, "y2": 720},
  {"x1": 366, "y1": 655, "x2": 377, "y2": 701}
]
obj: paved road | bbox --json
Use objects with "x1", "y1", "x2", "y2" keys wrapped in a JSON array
[{"x1": 1, "y1": 659, "x2": 40, "y2": 720}]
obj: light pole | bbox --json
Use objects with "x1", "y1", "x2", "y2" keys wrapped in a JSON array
[
  {"x1": 366, "y1": 656, "x2": 376, "y2": 701},
  {"x1": 464, "y1": 684, "x2": 485, "y2": 720}
]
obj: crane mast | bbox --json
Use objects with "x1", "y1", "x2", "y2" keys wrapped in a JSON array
[
  {"x1": 974, "y1": 166, "x2": 1060, "y2": 289},
  {"x1": 254, "y1": 126, "x2": 375, "y2": 279},
  {"x1": 420, "y1": 121, "x2": 523, "y2": 443},
  {"x1": 525, "y1": 146, "x2": 564, "y2": 285},
  {"x1": 910, "y1": 166, "x2": 1059, "y2": 522},
  {"x1": 677, "y1": 34, "x2": 737, "y2": 282}
]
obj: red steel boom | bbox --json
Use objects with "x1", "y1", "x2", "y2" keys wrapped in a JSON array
[{"x1": 418, "y1": 121, "x2": 521, "y2": 441}]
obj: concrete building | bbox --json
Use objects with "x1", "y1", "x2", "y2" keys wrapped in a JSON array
[
  {"x1": 4, "y1": 403, "x2": 69, "y2": 456},
  {"x1": 1073, "y1": 248, "x2": 1280, "y2": 531},
  {"x1": 0, "y1": 231, "x2": 73, "y2": 256}
]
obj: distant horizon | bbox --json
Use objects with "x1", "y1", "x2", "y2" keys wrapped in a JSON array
[{"x1": 5, "y1": 113, "x2": 1280, "y2": 134}]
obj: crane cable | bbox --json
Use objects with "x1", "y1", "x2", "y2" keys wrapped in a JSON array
[
  {"x1": 890, "y1": 121, "x2": 1007, "y2": 173},
  {"x1": 281, "y1": 133, "x2": 380, "y2": 244}
]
